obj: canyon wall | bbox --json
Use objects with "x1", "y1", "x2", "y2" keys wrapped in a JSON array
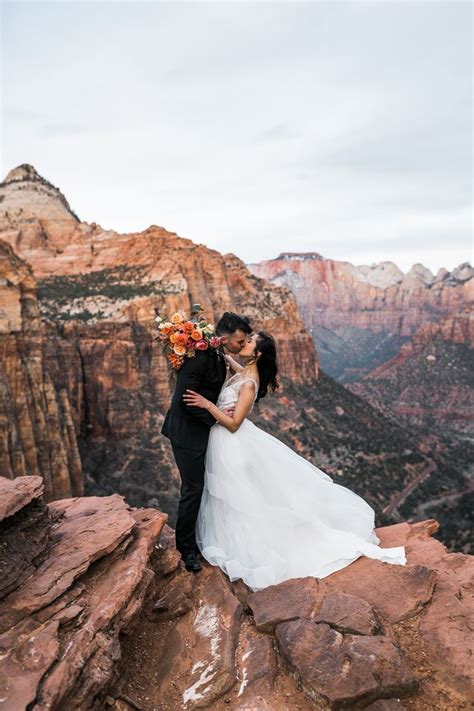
[
  {"x1": 349, "y1": 307, "x2": 474, "y2": 441},
  {"x1": 0, "y1": 241, "x2": 82, "y2": 499},
  {"x1": 249, "y1": 252, "x2": 473, "y2": 381},
  {"x1": 0, "y1": 165, "x2": 318, "y2": 382}
]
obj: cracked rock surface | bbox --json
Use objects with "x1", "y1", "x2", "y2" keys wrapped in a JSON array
[
  {"x1": 110, "y1": 519, "x2": 473, "y2": 710},
  {"x1": 0, "y1": 477, "x2": 167, "y2": 710},
  {"x1": 1, "y1": 478, "x2": 472, "y2": 710}
]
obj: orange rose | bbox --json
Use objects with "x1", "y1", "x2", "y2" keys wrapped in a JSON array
[
  {"x1": 184, "y1": 321, "x2": 195, "y2": 331},
  {"x1": 173, "y1": 345, "x2": 187, "y2": 355},
  {"x1": 169, "y1": 333, "x2": 179, "y2": 344},
  {"x1": 175, "y1": 333, "x2": 188, "y2": 346},
  {"x1": 191, "y1": 328, "x2": 203, "y2": 341},
  {"x1": 171, "y1": 312, "x2": 184, "y2": 324}
]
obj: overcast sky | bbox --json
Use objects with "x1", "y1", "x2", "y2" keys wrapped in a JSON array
[{"x1": 1, "y1": 1, "x2": 472, "y2": 273}]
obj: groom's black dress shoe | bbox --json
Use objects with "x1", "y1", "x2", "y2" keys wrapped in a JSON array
[{"x1": 182, "y1": 552, "x2": 202, "y2": 572}]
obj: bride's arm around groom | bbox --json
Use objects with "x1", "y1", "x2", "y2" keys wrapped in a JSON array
[{"x1": 183, "y1": 380, "x2": 255, "y2": 434}]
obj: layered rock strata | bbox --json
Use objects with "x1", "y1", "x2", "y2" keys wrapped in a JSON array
[
  {"x1": 0, "y1": 476, "x2": 166, "y2": 710},
  {"x1": 249, "y1": 252, "x2": 473, "y2": 382},
  {"x1": 0, "y1": 241, "x2": 82, "y2": 498}
]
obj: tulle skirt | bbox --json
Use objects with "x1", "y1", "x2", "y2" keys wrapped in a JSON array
[{"x1": 196, "y1": 419, "x2": 407, "y2": 592}]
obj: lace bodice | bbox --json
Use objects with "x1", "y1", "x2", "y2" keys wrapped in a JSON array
[{"x1": 217, "y1": 372, "x2": 259, "y2": 413}]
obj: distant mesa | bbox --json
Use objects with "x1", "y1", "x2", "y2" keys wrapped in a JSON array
[{"x1": 278, "y1": 252, "x2": 325, "y2": 261}]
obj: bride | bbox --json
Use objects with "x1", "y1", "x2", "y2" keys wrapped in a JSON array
[{"x1": 182, "y1": 331, "x2": 406, "y2": 592}]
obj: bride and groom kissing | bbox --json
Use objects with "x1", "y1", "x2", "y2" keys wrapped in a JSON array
[{"x1": 161, "y1": 311, "x2": 406, "y2": 592}]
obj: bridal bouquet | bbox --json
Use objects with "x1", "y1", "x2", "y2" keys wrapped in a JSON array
[{"x1": 154, "y1": 304, "x2": 222, "y2": 370}]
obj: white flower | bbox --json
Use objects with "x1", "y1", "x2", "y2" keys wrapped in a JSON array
[
  {"x1": 155, "y1": 315, "x2": 163, "y2": 323},
  {"x1": 159, "y1": 320, "x2": 172, "y2": 330}
]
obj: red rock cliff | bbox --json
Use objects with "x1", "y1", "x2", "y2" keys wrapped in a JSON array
[
  {"x1": 249, "y1": 252, "x2": 473, "y2": 381},
  {"x1": 250, "y1": 252, "x2": 473, "y2": 336},
  {"x1": 0, "y1": 241, "x2": 82, "y2": 499},
  {"x1": 0, "y1": 165, "x2": 318, "y2": 382}
]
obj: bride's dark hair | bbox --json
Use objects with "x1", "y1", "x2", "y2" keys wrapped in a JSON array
[{"x1": 255, "y1": 331, "x2": 279, "y2": 402}]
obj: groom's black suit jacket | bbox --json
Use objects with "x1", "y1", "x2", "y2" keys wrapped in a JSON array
[{"x1": 161, "y1": 348, "x2": 227, "y2": 452}]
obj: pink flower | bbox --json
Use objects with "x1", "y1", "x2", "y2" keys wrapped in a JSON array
[
  {"x1": 209, "y1": 336, "x2": 222, "y2": 348},
  {"x1": 195, "y1": 340, "x2": 208, "y2": 351}
]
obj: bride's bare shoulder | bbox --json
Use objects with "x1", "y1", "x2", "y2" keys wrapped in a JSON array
[{"x1": 239, "y1": 376, "x2": 259, "y2": 395}]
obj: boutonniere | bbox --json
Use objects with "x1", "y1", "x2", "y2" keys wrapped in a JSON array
[{"x1": 154, "y1": 304, "x2": 222, "y2": 370}]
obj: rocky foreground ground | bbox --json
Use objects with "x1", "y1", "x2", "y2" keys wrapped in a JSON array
[{"x1": 0, "y1": 476, "x2": 472, "y2": 710}]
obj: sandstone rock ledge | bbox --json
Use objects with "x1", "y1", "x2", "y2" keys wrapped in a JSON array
[
  {"x1": 0, "y1": 476, "x2": 167, "y2": 710},
  {"x1": 1, "y1": 477, "x2": 472, "y2": 710},
  {"x1": 109, "y1": 521, "x2": 473, "y2": 710}
]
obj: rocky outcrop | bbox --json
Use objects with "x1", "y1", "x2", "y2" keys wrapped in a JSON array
[
  {"x1": 249, "y1": 253, "x2": 473, "y2": 382},
  {"x1": 110, "y1": 517, "x2": 473, "y2": 710},
  {"x1": 1, "y1": 478, "x2": 472, "y2": 710},
  {"x1": 0, "y1": 476, "x2": 166, "y2": 711},
  {"x1": 0, "y1": 241, "x2": 83, "y2": 499}
]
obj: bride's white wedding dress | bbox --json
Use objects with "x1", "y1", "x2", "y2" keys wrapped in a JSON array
[{"x1": 196, "y1": 372, "x2": 407, "y2": 592}]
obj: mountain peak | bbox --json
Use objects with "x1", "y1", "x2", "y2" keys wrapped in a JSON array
[
  {"x1": 3, "y1": 163, "x2": 44, "y2": 184},
  {"x1": 451, "y1": 262, "x2": 474, "y2": 283},
  {"x1": 0, "y1": 164, "x2": 80, "y2": 222},
  {"x1": 406, "y1": 263, "x2": 434, "y2": 284},
  {"x1": 354, "y1": 261, "x2": 404, "y2": 288}
]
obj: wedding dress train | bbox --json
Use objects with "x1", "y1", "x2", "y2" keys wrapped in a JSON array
[{"x1": 196, "y1": 372, "x2": 407, "y2": 592}]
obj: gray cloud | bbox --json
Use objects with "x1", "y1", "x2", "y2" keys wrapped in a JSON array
[{"x1": 1, "y1": 0, "x2": 472, "y2": 273}]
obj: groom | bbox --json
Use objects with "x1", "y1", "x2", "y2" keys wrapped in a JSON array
[{"x1": 161, "y1": 311, "x2": 252, "y2": 571}]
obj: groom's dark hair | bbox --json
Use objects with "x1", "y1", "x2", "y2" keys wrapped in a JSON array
[{"x1": 215, "y1": 312, "x2": 252, "y2": 336}]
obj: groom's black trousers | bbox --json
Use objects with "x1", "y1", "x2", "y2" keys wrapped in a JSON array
[{"x1": 171, "y1": 442, "x2": 206, "y2": 557}]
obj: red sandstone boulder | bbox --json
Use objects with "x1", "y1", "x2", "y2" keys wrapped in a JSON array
[
  {"x1": 247, "y1": 576, "x2": 321, "y2": 632},
  {"x1": 153, "y1": 567, "x2": 243, "y2": 709},
  {"x1": 321, "y1": 559, "x2": 437, "y2": 623},
  {"x1": 2, "y1": 494, "x2": 137, "y2": 626},
  {"x1": 276, "y1": 619, "x2": 417, "y2": 708},
  {"x1": 313, "y1": 590, "x2": 382, "y2": 635}
]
